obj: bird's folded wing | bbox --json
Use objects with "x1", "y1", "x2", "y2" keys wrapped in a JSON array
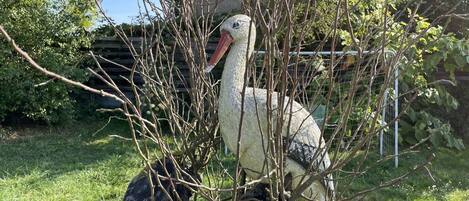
[{"x1": 284, "y1": 138, "x2": 335, "y2": 197}]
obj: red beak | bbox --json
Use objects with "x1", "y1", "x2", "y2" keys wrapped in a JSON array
[{"x1": 205, "y1": 31, "x2": 234, "y2": 73}]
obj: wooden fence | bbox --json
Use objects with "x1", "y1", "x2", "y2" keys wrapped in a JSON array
[
  {"x1": 88, "y1": 37, "x2": 144, "y2": 107},
  {"x1": 87, "y1": 37, "x2": 375, "y2": 107}
]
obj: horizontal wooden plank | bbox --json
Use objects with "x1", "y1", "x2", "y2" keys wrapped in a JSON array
[
  {"x1": 93, "y1": 43, "x2": 142, "y2": 49},
  {"x1": 94, "y1": 67, "x2": 138, "y2": 73},
  {"x1": 93, "y1": 51, "x2": 134, "y2": 57},
  {"x1": 435, "y1": 74, "x2": 469, "y2": 81},
  {"x1": 97, "y1": 58, "x2": 136, "y2": 65},
  {"x1": 96, "y1": 37, "x2": 143, "y2": 41},
  {"x1": 94, "y1": 41, "x2": 142, "y2": 46},
  {"x1": 88, "y1": 75, "x2": 144, "y2": 84}
]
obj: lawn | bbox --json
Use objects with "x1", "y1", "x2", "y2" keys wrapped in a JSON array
[
  {"x1": 0, "y1": 119, "x2": 468, "y2": 201},
  {"x1": 339, "y1": 148, "x2": 469, "y2": 201},
  {"x1": 0, "y1": 119, "x2": 141, "y2": 201}
]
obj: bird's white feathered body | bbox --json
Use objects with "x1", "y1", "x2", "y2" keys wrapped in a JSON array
[
  {"x1": 219, "y1": 88, "x2": 331, "y2": 200},
  {"x1": 210, "y1": 15, "x2": 334, "y2": 200}
]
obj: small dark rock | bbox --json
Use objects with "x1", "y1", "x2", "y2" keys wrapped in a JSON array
[
  {"x1": 124, "y1": 157, "x2": 200, "y2": 201},
  {"x1": 240, "y1": 183, "x2": 271, "y2": 201}
]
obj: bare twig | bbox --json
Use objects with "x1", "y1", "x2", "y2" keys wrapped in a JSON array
[{"x1": 0, "y1": 25, "x2": 125, "y2": 104}]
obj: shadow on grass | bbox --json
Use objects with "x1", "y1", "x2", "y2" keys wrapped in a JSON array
[
  {"x1": 2, "y1": 118, "x2": 468, "y2": 200},
  {"x1": 0, "y1": 118, "x2": 135, "y2": 178}
]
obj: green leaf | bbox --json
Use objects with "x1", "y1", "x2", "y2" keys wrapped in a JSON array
[
  {"x1": 445, "y1": 63, "x2": 458, "y2": 80},
  {"x1": 452, "y1": 54, "x2": 468, "y2": 68},
  {"x1": 415, "y1": 129, "x2": 427, "y2": 141},
  {"x1": 80, "y1": 19, "x2": 93, "y2": 29},
  {"x1": 408, "y1": 110, "x2": 417, "y2": 122},
  {"x1": 454, "y1": 139, "x2": 465, "y2": 150},
  {"x1": 425, "y1": 54, "x2": 443, "y2": 68},
  {"x1": 417, "y1": 121, "x2": 427, "y2": 130},
  {"x1": 430, "y1": 132, "x2": 444, "y2": 147}
]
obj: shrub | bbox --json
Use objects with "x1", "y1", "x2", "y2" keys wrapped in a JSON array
[{"x1": 0, "y1": 0, "x2": 96, "y2": 123}]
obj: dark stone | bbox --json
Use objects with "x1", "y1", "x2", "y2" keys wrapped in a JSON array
[
  {"x1": 239, "y1": 183, "x2": 271, "y2": 201},
  {"x1": 124, "y1": 157, "x2": 200, "y2": 201}
]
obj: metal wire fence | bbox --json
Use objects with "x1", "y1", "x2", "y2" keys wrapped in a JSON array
[{"x1": 247, "y1": 50, "x2": 400, "y2": 167}]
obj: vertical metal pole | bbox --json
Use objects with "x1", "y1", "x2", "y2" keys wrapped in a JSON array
[
  {"x1": 394, "y1": 67, "x2": 399, "y2": 167},
  {"x1": 380, "y1": 89, "x2": 388, "y2": 156}
]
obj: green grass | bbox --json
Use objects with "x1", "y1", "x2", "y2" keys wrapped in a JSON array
[
  {"x1": 339, "y1": 148, "x2": 469, "y2": 201},
  {"x1": 1, "y1": 119, "x2": 468, "y2": 200},
  {"x1": 0, "y1": 119, "x2": 142, "y2": 201}
]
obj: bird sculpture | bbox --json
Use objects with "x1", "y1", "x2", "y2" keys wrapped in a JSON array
[
  {"x1": 205, "y1": 14, "x2": 335, "y2": 200},
  {"x1": 124, "y1": 157, "x2": 200, "y2": 201}
]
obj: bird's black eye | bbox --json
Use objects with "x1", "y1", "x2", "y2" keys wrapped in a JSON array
[{"x1": 232, "y1": 22, "x2": 240, "y2": 29}]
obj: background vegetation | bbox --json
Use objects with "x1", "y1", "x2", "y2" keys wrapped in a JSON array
[
  {"x1": 0, "y1": 0, "x2": 96, "y2": 123},
  {"x1": 292, "y1": 0, "x2": 469, "y2": 150}
]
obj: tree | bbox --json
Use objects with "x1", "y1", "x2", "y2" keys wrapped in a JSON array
[
  {"x1": 0, "y1": 0, "x2": 96, "y2": 123},
  {"x1": 291, "y1": 0, "x2": 468, "y2": 150}
]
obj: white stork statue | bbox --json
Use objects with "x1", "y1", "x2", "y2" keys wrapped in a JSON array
[{"x1": 206, "y1": 14, "x2": 335, "y2": 200}]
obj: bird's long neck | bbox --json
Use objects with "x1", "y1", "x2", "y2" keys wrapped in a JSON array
[{"x1": 220, "y1": 40, "x2": 254, "y2": 100}]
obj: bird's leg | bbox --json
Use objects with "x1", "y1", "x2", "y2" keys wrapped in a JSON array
[
  {"x1": 240, "y1": 169, "x2": 247, "y2": 186},
  {"x1": 281, "y1": 173, "x2": 293, "y2": 201},
  {"x1": 238, "y1": 169, "x2": 247, "y2": 197}
]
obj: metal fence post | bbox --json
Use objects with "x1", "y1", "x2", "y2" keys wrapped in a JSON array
[{"x1": 394, "y1": 66, "x2": 399, "y2": 167}]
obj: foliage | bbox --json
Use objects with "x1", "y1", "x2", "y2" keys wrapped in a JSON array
[
  {"x1": 264, "y1": 0, "x2": 468, "y2": 149},
  {"x1": 394, "y1": 15, "x2": 468, "y2": 150},
  {"x1": 287, "y1": 0, "x2": 409, "y2": 47},
  {"x1": 300, "y1": 0, "x2": 469, "y2": 149},
  {"x1": 0, "y1": 0, "x2": 96, "y2": 123},
  {"x1": 400, "y1": 108, "x2": 464, "y2": 150},
  {"x1": 417, "y1": 0, "x2": 469, "y2": 37}
]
